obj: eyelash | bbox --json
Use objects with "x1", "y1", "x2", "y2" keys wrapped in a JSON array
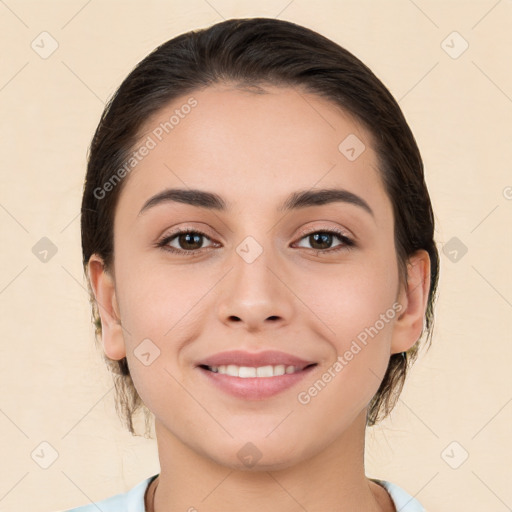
[{"x1": 155, "y1": 227, "x2": 355, "y2": 257}]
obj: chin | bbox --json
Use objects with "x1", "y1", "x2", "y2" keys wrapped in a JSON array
[{"x1": 204, "y1": 434, "x2": 311, "y2": 472}]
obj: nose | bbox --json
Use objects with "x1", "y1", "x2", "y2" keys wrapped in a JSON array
[{"x1": 215, "y1": 241, "x2": 295, "y2": 332}]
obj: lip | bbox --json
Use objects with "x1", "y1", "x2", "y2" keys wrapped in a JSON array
[
  {"x1": 196, "y1": 349, "x2": 316, "y2": 369},
  {"x1": 195, "y1": 350, "x2": 318, "y2": 400},
  {"x1": 197, "y1": 364, "x2": 317, "y2": 400}
]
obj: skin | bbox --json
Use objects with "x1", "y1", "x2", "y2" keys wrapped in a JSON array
[{"x1": 88, "y1": 83, "x2": 430, "y2": 512}]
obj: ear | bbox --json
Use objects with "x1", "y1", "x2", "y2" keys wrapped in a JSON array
[
  {"x1": 390, "y1": 249, "x2": 431, "y2": 355},
  {"x1": 87, "y1": 254, "x2": 126, "y2": 360}
]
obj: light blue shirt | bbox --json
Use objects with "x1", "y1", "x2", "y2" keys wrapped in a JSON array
[{"x1": 60, "y1": 474, "x2": 426, "y2": 511}]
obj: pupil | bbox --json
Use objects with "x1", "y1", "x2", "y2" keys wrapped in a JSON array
[
  {"x1": 181, "y1": 233, "x2": 201, "y2": 249},
  {"x1": 311, "y1": 233, "x2": 331, "y2": 249}
]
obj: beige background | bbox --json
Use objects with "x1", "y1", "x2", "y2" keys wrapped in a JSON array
[{"x1": 1, "y1": 0, "x2": 511, "y2": 511}]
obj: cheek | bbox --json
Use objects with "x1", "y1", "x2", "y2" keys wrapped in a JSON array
[
  {"x1": 296, "y1": 273, "x2": 397, "y2": 420},
  {"x1": 308, "y1": 256, "x2": 398, "y2": 341},
  {"x1": 116, "y1": 260, "x2": 206, "y2": 336},
  {"x1": 115, "y1": 271, "x2": 195, "y2": 418},
  {"x1": 113, "y1": 263, "x2": 211, "y2": 401},
  {"x1": 302, "y1": 256, "x2": 398, "y2": 389}
]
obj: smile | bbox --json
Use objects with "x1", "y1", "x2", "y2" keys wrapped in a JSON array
[
  {"x1": 198, "y1": 363, "x2": 317, "y2": 400},
  {"x1": 202, "y1": 364, "x2": 314, "y2": 378}
]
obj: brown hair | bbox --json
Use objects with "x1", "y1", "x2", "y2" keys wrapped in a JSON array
[{"x1": 81, "y1": 17, "x2": 439, "y2": 436}]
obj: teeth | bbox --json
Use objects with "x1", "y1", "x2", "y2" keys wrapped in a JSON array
[{"x1": 208, "y1": 364, "x2": 300, "y2": 377}]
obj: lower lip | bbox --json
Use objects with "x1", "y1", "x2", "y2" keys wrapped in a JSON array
[{"x1": 197, "y1": 365, "x2": 316, "y2": 400}]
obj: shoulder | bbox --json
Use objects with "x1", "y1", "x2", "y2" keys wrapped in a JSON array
[
  {"x1": 56, "y1": 474, "x2": 158, "y2": 512},
  {"x1": 371, "y1": 478, "x2": 426, "y2": 512}
]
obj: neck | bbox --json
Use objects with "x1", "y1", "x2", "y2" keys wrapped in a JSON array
[{"x1": 150, "y1": 410, "x2": 393, "y2": 512}]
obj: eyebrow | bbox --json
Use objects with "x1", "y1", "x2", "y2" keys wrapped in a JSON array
[{"x1": 138, "y1": 187, "x2": 374, "y2": 217}]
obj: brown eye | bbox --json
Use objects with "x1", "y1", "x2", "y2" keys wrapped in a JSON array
[
  {"x1": 307, "y1": 232, "x2": 335, "y2": 250},
  {"x1": 175, "y1": 232, "x2": 206, "y2": 250},
  {"x1": 295, "y1": 229, "x2": 355, "y2": 253},
  {"x1": 157, "y1": 230, "x2": 216, "y2": 255}
]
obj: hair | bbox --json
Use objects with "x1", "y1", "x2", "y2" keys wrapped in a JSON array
[{"x1": 81, "y1": 17, "x2": 439, "y2": 437}]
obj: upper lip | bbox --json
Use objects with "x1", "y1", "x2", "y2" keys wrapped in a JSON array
[{"x1": 197, "y1": 350, "x2": 316, "y2": 370}]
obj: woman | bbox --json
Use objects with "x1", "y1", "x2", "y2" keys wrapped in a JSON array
[{"x1": 64, "y1": 16, "x2": 439, "y2": 512}]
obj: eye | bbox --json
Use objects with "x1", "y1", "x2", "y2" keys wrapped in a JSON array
[
  {"x1": 294, "y1": 228, "x2": 355, "y2": 253},
  {"x1": 156, "y1": 229, "x2": 217, "y2": 256}
]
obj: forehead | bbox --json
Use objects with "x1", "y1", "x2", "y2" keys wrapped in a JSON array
[{"x1": 115, "y1": 84, "x2": 391, "y2": 224}]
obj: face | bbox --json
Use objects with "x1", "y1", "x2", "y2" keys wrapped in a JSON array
[{"x1": 90, "y1": 83, "x2": 428, "y2": 470}]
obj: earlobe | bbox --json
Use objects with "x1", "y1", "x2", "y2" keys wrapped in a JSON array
[
  {"x1": 390, "y1": 249, "x2": 431, "y2": 355},
  {"x1": 87, "y1": 254, "x2": 127, "y2": 361}
]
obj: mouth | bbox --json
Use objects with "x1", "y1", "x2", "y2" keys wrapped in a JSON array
[
  {"x1": 199, "y1": 362, "x2": 317, "y2": 377},
  {"x1": 196, "y1": 363, "x2": 318, "y2": 400}
]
